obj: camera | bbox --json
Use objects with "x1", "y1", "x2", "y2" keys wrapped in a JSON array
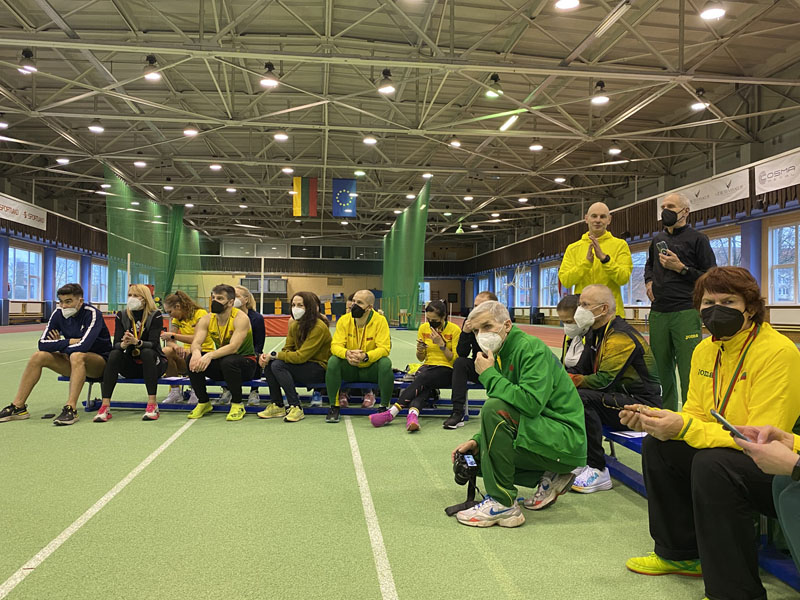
[{"x1": 453, "y1": 452, "x2": 479, "y2": 486}]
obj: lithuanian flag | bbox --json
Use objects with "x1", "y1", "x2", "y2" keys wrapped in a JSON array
[{"x1": 292, "y1": 177, "x2": 318, "y2": 217}]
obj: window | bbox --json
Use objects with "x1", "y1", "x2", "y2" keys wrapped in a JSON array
[
  {"x1": 620, "y1": 251, "x2": 651, "y2": 306},
  {"x1": 495, "y1": 271, "x2": 508, "y2": 306},
  {"x1": 477, "y1": 276, "x2": 489, "y2": 293},
  {"x1": 116, "y1": 269, "x2": 127, "y2": 305},
  {"x1": 515, "y1": 266, "x2": 532, "y2": 307},
  {"x1": 136, "y1": 272, "x2": 151, "y2": 285},
  {"x1": 709, "y1": 234, "x2": 741, "y2": 267},
  {"x1": 8, "y1": 246, "x2": 41, "y2": 301},
  {"x1": 354, "y1": 247, "x2": 383, "y2": 260},
  {"x1": 55, "y1": 256, "x2": 80, "y2": 291},
  {"x1": 540, "y1": 265, "x2": 560, "y2": 307},
  {"x1": 770, "y1": 225, "x2": 797, "y2": 303},
  {"x1": 90, "y1": 262, "x2": 108, "y2": 303},
  {"x1": 291, "y1": 245, "x2": 320, "y2": 258},
  {"x1": 322, "y1": 246, "x2": 351, "y2": 259},
  {"x1": 419, "y1": 281, "x2": 431, "y2": 305}
]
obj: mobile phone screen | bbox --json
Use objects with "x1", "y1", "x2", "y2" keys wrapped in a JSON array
[
  {"x1": 710, "y1": 409, "x2": 752, "y2": 442},
  {"x1": 464, "y1": 455, "x2": 477, "y2": 467}
]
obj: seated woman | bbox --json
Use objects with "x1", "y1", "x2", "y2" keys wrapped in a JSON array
[
  {"x1": 556, "y1": 293, "x2": 590, "y2": 368},
  {"x1": 620, "y1": 267, "x2": 800, "y2": 600},
  {"x1": 257, "y1": 291, "x2": 332, "y2": 423},
  {"x1": 160, "y1": 291, "x2": 213, "y2": 404},
  {"x1": 94, "y1": 284, "x2": 167, "y2": 422},
  {"x1": 234, "y1": 285, "x2": 266, "y2": 405},
  {"x1": 370, "y1": 300, "x2": 460, "y2": 433}
]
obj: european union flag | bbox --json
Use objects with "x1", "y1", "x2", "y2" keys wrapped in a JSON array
[{"x1": 332, "y1": 178, "x2": 357, "y2": 218}]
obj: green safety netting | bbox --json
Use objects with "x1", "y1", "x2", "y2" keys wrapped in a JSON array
[
  {"x1": 104, "y1": 169, "x2": 207, "y2": 311},
  {"x1": 382, "y1": 181, "x2": 430, "y2": 329}
]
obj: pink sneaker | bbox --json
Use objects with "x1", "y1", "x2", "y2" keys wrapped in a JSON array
[
  {"x1": 143, "y1": 403, "x2": 159, "y2": 421},
  {"x1": 361, "y1": 391, "x2": 376, "y2": 408},
  {"x1": 406, "y1": 411, "x2": 420, "y2": 432},
  {"x1": 338, "y1": 391, "x2": 350, "y2": 408},
  {"x1": 93, "y1": 405, "x2": 112, "y2": 423},
  {"x1": 369, "y1": 409, "x2": 394, "y2": 428}
]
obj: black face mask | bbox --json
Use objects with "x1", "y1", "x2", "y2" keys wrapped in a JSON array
[
  {"x1": 211, "y1": 300, "x2": 227, "y2": 314},
  {"x1": 428, "y1": 320, "x2": 441, "y2": 330},
  {"x1": 350, "y1": 304, "x2": 366, "y2": 319},
  {"x1": 701, "y1": 305, "x2": 746, "y2": 339},
  {"x1": 661, "y1": 208, "x2": 679, "y2": 227}
]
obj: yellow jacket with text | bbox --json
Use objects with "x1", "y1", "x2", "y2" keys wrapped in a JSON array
[
  {"x1": 558, "y1": 231, "x2": 632, "y2": 318},
  {"x1": 330, "y1": 310, "x2": 391, "y2": 367},
  {"x1": 676, "y1": 322, "x2": 800, "y2": 450}
]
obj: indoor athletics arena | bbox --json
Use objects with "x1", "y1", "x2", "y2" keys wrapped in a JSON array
[{"x1": 1, "y1": 2, "x2": 800, "y2": 599}]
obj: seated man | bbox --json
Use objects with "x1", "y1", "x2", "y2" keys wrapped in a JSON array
[
  {"x1": 0, "y1": 283, "x2": 112, "y2": 426},
  {"x1": 446, "y1": 291, "x2": 497, "y2": 430},
  {"x1": 567, "y1": 284, "x2": 661, "y2": 493},
  {"x1": 325, "y1": 289, "x2": 392, "y2": 423},
  {"x1": 451, "y1": 301, "x2": 586, "y2": 527},
  {"x1": 185, "y1": 284, "x2": 258, "y2": 421}
]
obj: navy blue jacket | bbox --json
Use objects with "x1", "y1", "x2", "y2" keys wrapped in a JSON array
[
  {"x1": 38, "y1": 304, "x2": 112, "y2": 357},
  {"x1": 247, "y1": 308, "x2": 266, "y2": 355}
]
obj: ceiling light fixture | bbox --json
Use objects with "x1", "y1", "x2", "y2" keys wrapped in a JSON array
[
  {"x1": 183, "y1": 126, "x2": 199, "y2": 137},
  {"x1": 88, "y1": 119, "x2": 104, "y2": 134},
  {"x1": 209, "y1": 163, "x2": 222, "y2": 171},
  {"x1": 518, "y1": 197, "x2": 529, "y2": 203},
  {"x1": 555, "y1": 0, "x2": 580, "y2": 10},
  {"x1": 377, "y1": 68, "x2": 395, "y2": 95},
  {"x1": 485, "y1": 73, "x2": 503, "y2": 98},
  {"x1": 449, "y1": 137, "x2": 461, "y2": 148},
  {"x1": 691, "y1": 88, "x2": 710, "y2": 111},
  {"x1": 608, "y1": 143, "x2": 622, "y2": 155},
  {"x1": 260, "y1": 62, "x2": 279, "y2": 88},
  {"x1": 499, "y1": 115, "x2": 519, "y2": 131},
  {"x1": 394, "y1": 209, "x2": 403, "y2": 214},
  {"x1": 594, "y1": 0, "x2": 632, "y2": 37},
  {"x1": 443, "y1": 212, "x2": 452, "y2": 216},
  {"x1": 354, "y1": 169, "x2": 366, "y2": 177},
  {"x1": 554, "y1": 176, "x2": 566, "y2": 183},
  {"x1": 239, "y1": 204, "x2": 248, "y2": 209},
  {"x1": 18, "y1": 49, "x2": 36, "y2": 74},
  {"x1": 363, "y1": 134, "x2": 377, "y2": 145},
  {"x1": 226, "y1": 187, "x2": 237, "y2": 193},
  {"x1": 529, "y1": 141, "x2": 543, "y2": 151},
  {"x1": 163, "y1": 185, "x2": 174, "y2": 191},
  {"x1": 101, "y1": 183, "x2": 111, "y2": 189},
  {"x1": 289, "y1": 190, "x2": 298, "y2": 195},
  {"x1": 464, "y1": 195, "x2": 474, "y2": 201},
  {"x1": 470, "y1": 224, "x2": 479, "y2": 229},
  {"x1": 131, "y1": 201, "x2": 140, "y2": 206},
  {"x1": 56, "y1": 158, "x2": 70, "y2": 165},
  {"x1": 591, "y1": 81, "x2": 609, "y2": 105},
  {"x1": 282, "y1": 166, "x2": 294, "y2": 174},
  {"x1": 273, "y1": 131, "x2": 289, "y2": 142},
  {"x1": 491, "y1": 213, "x2": 500, "y2": 218},
  {"x1": 185, "y1": 203, "x2": 194, "y2": 208},
  {"x1": 340, "y1": 221, "x2": 349, "y2": 225},
  {"x1": 422, "y1": 172, "x2": 433, "y2": 179},
  {"x1": 133, "y1": 160, "x2": 147, "y2": 168},
  {"x1": 700, "y1": 1, "x2": 725, "y2": 20},
  {"x1": 0, "y1": 115, "x2": 7, "y2": 129},
  {"x1": 143, "y1": 55, "x2": 161, "y2": 81}
]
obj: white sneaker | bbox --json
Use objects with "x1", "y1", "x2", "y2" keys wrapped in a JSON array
[
  {"x1": 247, "y1": 390, "x2": 261, "y2": 406},
  {"x1": 186, "y1": 390, "x2": 199, "y2": 405},
  {"x1": 524, "y1": 471, "x2": 576, "y2": 510},
  {"x1": 214, "y1": 390, "x2": 232, "y2": 405},
  {"x1": 165, "y1": 387, "x2": 183, "y2": 404},
  {"x1": 456, "y1": 496, "x2": 525, "y2": 528},
  {"x1": 309, "y1": 391, "x2": 323, "y2": 407},
  {"x1": 571, "y1": 466, "x2": 613, "y2": 493}
]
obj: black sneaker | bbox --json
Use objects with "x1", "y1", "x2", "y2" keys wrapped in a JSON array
[
  {"x1": 325, "y1": 406, "x2": 340, "y2": 423},
  {"x1": 0, "y1": 403, "x2": 29, "y2": 422},
  {"x1": 443, "y1": 411, "x2": 466, "y2": 429},
  {"x1": 53, "y1": 405, "x2": 79, "y2": 426}
]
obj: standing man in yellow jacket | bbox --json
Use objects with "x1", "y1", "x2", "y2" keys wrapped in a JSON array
[
  {"x1": 325, "y1": 289, "x2": 392, "y2": 423},
  {"x1": 558, "y1": 202, "x2": 632, "y2": 318}
]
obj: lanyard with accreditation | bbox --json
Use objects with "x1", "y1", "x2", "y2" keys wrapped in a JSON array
[{"x1": 711, "y1": 324, "x2": 760, "y2": 416}]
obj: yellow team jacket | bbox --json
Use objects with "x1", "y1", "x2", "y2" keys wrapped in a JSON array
[
  {"x1": 558, "y1": 231, "x2": 632, "y2": 318},
  {"x1": 676, "y1": 322, "x2": 800, "y2": 450},
  {"x1": 331, "y1": 310, "x2": 391, "y2": 368},
  {"x1": 417, "y1": 321, "x2": 461, "y2": 368}
]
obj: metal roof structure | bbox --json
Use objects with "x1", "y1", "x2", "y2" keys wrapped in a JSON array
[{"x1": 1, "y1": 0, "x2": 799, "y2": 247}]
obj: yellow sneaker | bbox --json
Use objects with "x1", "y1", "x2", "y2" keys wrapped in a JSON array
[
  {"x1": 625, "y1": 552, "x2": 702, "y2": 577},
  {"x1": 187, "y1": 402, "x2": 213, "y2": 419},
  {"x1": 284, "y1": 405, "x2": 305, "y2": 422},
  {"x1": 226, "y1": 402, "x2": 246, "y2": 421},
  {"x1": 257, "y1": 403, "x2": 286, "y2": 419}
]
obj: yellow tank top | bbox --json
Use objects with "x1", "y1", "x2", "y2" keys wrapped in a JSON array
[{"x1": 208, "y1": 307, "x2": 255, "y2": 356}]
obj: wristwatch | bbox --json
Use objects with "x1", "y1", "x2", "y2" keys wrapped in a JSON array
[
  {"x1": 600, "y1": 254, "x2": 611, "y2": 264},
  {"x1": 362, "y1": 353, "x2": 369, "y2": 363},
  {"x1": 170, "y1": 334, "x2": 176, "y2": 341},
  {"x1": 792, "y1": 456, "x2": 800, "y2": 482},
  {"x1": 679, "y1": 266, "x2": 689, "y2": 276}
]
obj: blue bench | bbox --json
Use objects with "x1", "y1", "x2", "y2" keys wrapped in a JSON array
[
  {"x1": 602, "y1": 426, "x2": 800, "y2": 591},
  {"x1": 58, "y1": 375, "x2": 485, "y2": 418}
]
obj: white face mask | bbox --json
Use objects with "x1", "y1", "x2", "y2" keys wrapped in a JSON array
[
  {"x1": 573, "y1": 306, "x2": 597, "y2": 330},
  {"x1": 563, "y1": 322, "x2": 589, "y2": 340},
  {"x1": 233, "y1": 298, "x2": 243, "y2": 308},
  {"x1": 292, "y1": 307, "x2": 305, "y2": 320},
  {"x1": 61, "y1": 307, "x2": 78, "y2": 318},
  {"x1": 127, "y1": 297, "x2": 143, "y2": 311},
  {"x1": 476, "y1": 331, "x2": 504, "y2": 354}
]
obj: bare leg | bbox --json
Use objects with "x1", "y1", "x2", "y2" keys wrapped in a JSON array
[
  {"x1": 67, "y1": 352, "x2": 107, "y2": 409},
  {"x1": 13, "y1": 351, "x2": 71, "y2": 407},
  {"x1": 163, "y1": 346, "x2": 187, "y2": 379}
]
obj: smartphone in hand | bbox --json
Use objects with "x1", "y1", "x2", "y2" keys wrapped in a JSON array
[
  {"x1": 710, "y1": 409, "x2": 753, "y2": 442},
  {"x1": 656, "y1": 241, "x2": 668, "y2": 255}
]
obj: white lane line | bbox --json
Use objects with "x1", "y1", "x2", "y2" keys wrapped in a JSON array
[
  {"x1": 0, "y1": 358, "x2": 31, "y2": 366},
  {"x1": 344, "y1": 417, "x2": 399, "y2": 600},
  {"x1": 0, "y1": 419, "x2": 197, "y2": 599}
]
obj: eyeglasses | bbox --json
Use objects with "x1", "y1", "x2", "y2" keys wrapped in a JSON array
[{"x1": 601, "y1": 394, "x2": 640, "y2": 412}]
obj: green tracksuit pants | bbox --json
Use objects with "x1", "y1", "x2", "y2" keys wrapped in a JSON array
[
  {"x1": 325, "y1": 355, "x2": 394, "y2": 407},
  {"x1": 648, "y1": 308, "x2": 702, "y2": 412},
  {"x1": 773, "y1": 476, "x2": 800, "y2": 574},
  {"x1": 476, "y1": 397, "x2": 578, "y2": 507}
]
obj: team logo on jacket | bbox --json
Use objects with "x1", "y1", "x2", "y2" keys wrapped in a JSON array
[{"x1": 697, "y1": 369, "x2": 712, "y2": 378}]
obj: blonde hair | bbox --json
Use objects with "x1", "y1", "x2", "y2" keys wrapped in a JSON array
[
  {"x1": 234, "y1": 285, "x2": 256, "y2": 311},
  {"x1": 127, "y1": 284, "x2": 158, "y2": 326}
]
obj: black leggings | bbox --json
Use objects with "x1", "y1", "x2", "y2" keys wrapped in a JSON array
[
  {"x1": 186, "y1": 354, "x2": 258, "y2": 404},
  {"x1": 101, "y1": 348, "x2": 167, "y2": 398},
  {"x1": 398, "y1": 365, "x2": 453, "y2": 411},
  {"x1": 262, "y1": 359, "x2": 326, "y2": 407}
]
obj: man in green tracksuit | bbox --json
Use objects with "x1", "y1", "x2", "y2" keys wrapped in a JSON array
[
  {"x1": 452, "y1": 301, "x2": 587, "y2": 528},
  {"x1": 644, "y1": 192, "x2": 716, "y2": 411}
]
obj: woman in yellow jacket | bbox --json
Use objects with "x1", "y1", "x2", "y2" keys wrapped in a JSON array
[{"x1": 620, "y1": 267, "x2": 800, "y2": 600}]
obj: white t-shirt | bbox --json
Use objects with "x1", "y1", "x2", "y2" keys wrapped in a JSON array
[{"x1": 564, "y1": 337, "x2": 585, "y2": 368}]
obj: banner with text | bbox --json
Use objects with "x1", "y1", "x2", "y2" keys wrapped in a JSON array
[
  {"x1": 659, "y1": 170, "x2": 749, "y2": 212},
  {"x1": 755, "y1": 149, "x2": 800, "y2": 195},
  {"x1": 0, "y1": 193, "x2": 47, "y2": 231}
]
